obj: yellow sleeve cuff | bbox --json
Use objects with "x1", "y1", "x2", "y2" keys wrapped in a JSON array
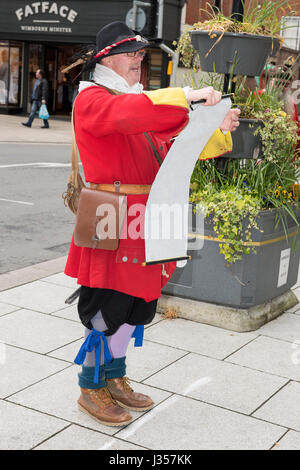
[
  {"x1": 199, "y1": 129, "x2": 233, "y2": 160},
  {"x1": 143, "y1": 88, "x2": 189, "y2": 109}
]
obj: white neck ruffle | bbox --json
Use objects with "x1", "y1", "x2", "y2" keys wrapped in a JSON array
[{"x1": 78, "y1": 63, "x2": 144, "y2": 94}]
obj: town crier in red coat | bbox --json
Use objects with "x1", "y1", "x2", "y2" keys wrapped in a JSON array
[{"x1": 64, "y1": 21, "x2": 240, "y2": 427}]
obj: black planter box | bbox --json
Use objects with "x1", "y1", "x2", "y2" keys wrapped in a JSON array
[
  {"x1": 189, "y1": 30, "x2": 274, "y2": 76},
  {"x1": 163, "y1": 207, "x2": 300, "y2": 309},
  {"x1": 226, "y1": 118, "x2": 263, "y2": 159}
]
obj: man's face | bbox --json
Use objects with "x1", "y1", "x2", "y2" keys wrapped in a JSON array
[
  {"x1": 103, "y1": 52, "x2": 144, "y2": 86},
  {"x1": 36, "y1": 70, "x2": 41, "y2": 79}
]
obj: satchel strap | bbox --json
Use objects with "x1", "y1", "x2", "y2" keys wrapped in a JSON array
[
  {"x1": 143, "y1": 132, "x2": 163, "y2": 167},
  {"x1": 71, "y1": 104, "x2": 80, "y2": 187}
]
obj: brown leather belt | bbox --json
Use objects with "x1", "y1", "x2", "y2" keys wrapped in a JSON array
[{"x1": 90, "y1": 183, "x2": 151, "y2": 195}]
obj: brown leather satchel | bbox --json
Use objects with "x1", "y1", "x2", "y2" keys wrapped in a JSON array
[{"x1": 74, "y1": 185, "x2": 127, "y2": 250}]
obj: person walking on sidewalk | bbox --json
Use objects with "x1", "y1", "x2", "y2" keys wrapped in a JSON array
[
  {"x1": 64, "y1": 21, "x2": 240, "y2": 427},
  {"x1": 22, "y1": 69, "x2": 49, "y2": 129}
]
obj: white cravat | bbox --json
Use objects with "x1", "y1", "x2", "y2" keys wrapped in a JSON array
[{"x1": 78, "y1": 63, "x2": 144, "y2": 94}]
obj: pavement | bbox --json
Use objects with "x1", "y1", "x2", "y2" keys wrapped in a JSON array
[
  {"x1": 0, "y1": 113, "x2": 72, "y2": 144},
  {"x1": 1, "y1": 113, "x2": 300, "y2": 450}
]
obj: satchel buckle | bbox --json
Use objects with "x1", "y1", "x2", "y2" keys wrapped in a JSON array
[
  {"x1": 92, "y1": 234, "x2": 101, "y2": 241},
  {"x1": 114, "y1": 181, "x2": 121, "y2": 193}
]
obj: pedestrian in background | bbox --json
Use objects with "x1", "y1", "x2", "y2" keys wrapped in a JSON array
[{"x1": 22, "y1": 69, "x2": 50, "y2": 128}]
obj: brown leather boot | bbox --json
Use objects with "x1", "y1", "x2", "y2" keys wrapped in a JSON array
[
  {"x1": 78, "y1": 386, "x2": 132, "y2": 426},
  {"x1": 106, "y1": 377, "x2": 154, "y2": 411}
]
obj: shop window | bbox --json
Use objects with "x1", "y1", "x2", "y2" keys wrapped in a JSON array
[
  {"x1": 57, "y1": 45, "x2": 81, "y2": 113},
  {"x1": 0, "y1": 43, "x2": 8, "y2": 105},
  {"x1": 0, "y1": 41, "x2": 22, "y2": 107},
  {"x1": 281, "y1": 16, "x2": 300, "y2": 50},
  {"x1": 9, "y1": 47, "x2": 20, "y2": 104}
]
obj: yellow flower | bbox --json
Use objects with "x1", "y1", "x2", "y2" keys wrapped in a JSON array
[
  {"x1": 278, "y1": 111, "x2": 287, "y2": 117},
  {"x1": 236, "y1": 200, "x2": 245, "y2": 210},
  {"x1": 275, "y1": 189, "x2": 279, "y2": 197}
]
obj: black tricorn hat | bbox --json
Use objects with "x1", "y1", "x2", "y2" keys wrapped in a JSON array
[
  {"x1": 62, "y1": 21, "x2": 149, "y2": 75},
  {"x1": 95, "y1": 21, "x2": 149, "y2": 59}
]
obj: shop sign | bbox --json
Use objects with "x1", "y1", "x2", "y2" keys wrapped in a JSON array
[
  {"x1": 0, "y1": 1, "x2": 132, "y2": 39},
  {"x1": 0, "y1": 1, "x2": 176, "y2": 42},
  {"x1": 15, "y1": 2, "x2": 78, "y2": 34}
]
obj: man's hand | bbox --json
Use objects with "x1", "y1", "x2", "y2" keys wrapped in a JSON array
[
  {"x1": 187, "y1": 87, "x2": 222, "y2": 106},
  {"x1": 220, "y1": 108, "x2": 240, "y2": 132}
]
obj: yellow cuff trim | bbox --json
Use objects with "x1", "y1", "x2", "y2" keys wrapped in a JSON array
[
  {"x1": 199, "y1": 129, "x2": 233, "y2": 160},
  {"x1": 143, "y1": 88, "x2": 189, "y2": 109}
]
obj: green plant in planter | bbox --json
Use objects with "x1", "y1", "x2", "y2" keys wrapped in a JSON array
[
  {"x1": 233, "y1": 73, "x2": 300, "y2": 198},
  {"x1": 174, "y1": 0, "x2": 296, "y2": 69},
  {"x1": 190, "y1": 185, "x2": 262, "y2": 264},
  {"x1": 188, "y1": 73, "x2": 300, "y2": 265}
]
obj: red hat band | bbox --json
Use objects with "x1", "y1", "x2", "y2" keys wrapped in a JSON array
[{"x1": 94, "y1": 35, "x2": 146, "y2": 59}]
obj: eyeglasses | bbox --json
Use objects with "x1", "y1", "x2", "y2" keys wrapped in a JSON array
[{"x1": 126, "y1": 50, "x2": 146, "y2": 58}]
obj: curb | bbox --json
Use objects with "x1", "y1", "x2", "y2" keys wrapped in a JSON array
[
  {"x1": 0, "y1": 141, "x2": 72, "y2": 145},
  {"x1": 0, "y1": 256, "x2": 67, "y2": 292},
  {"x1": 158, "y1": 290, "x2": 299, "y2": 332}
]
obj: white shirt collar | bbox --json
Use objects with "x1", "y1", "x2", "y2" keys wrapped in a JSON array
[{"x1": 78, "y1": 63, "x2": 144, "y2": 94}]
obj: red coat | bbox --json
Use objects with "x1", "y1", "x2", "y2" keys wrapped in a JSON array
[{"x1": 64, "y1": 86, "x2": 189, "y2": 302}]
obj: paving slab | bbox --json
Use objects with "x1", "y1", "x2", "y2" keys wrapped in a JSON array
[
  {"x1": 295, "y1": 268, "x2": 300, "y2": 286},
  {"x1": 0, "y1": 257, "x2": 67, "y2": 292},
  {"x1": 254, "y1": 382, "x2": 300, "y2": 431},
  {"x1": 126, "y1": 339, "x2": 188, "y2": 382},
  {"x1": 0, "y1": 344, "x2": 69, "y2": 398},
  {"x1": 293, "y1": 287, "x2": 300, "y2": 301},
  {"x1": 226, "y1": 336, "x2": 300, "y2": 380},
  {"x1": 144, "y1": 353, "x2": 288, "y2": 415},
  {"x1": 0, "y1": 309, "x2": 83, "y2": 354},
  {"x1": 116, "y1": 395, "x2": 286, "y2": 450},
  {"x1": 34, "y1": 424, "x2": 146, "y2": 450},
  {"x1": 285, "y1": 303, "x2": 300, "y2": 314},
  {"x1": 51, "y1": 304, "x2": 81, "y2": 323},
  {"x1": 0, "y1": 302, "x2": 19, "y2": 316},
  {"x1": 144, "y1": 313, "x2": 163, "y2": 329},
  {"x1": 257, "y1": 313, "x2": 300, "y2": 342},
  {"x1": 47, "y1": 338, "x2": 84, "y2": 363},
  {"x1": 40, "y1": 272, "x2": 78, "y2": 289},
  {"x1": 0, "y1": 400, "x2": 68, "y2": 450},
  {"x1": 144, "y1": 318, "x2": 258, "y2": 360},
  {"x1": 0, "y1": 280, "x2": 74, "y2": 313},
  {"x1": 272, "y1": 430, "x2": 300, "y2": 450},
  {"x1": 7, "y1": 366, "x2": 171, "y2": 437}
]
